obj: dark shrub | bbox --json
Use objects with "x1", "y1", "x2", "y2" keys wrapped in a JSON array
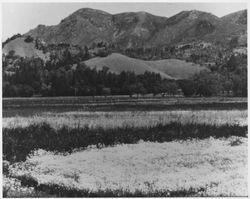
[{"x1": 24, "y1": 35, "x2": 34, "y2": 43}]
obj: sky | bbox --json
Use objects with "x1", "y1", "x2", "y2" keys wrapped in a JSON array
[{"x1": 2, "y1": 2, "x2": 247, "y2": 41}]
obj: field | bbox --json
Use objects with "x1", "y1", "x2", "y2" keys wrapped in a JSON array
[{"x1": 2, "y1": 97, "x2": 248, "y2": 197}]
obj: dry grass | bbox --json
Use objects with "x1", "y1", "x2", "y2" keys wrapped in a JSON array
[
  {"x1": 9, "y1": 137, "x2": 247, "y2": 196},
  {"x1": 3, "y1": 110, "x2": 247, "y2": 129}
]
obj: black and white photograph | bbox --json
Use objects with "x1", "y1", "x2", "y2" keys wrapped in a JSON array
[{"x1": 1, "y1": 1, "x2": 248, "y2": 197}]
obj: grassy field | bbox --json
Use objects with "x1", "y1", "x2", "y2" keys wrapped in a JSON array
[
  {"x1": 3, "y1": 96, "x2": 247, "y2": 117},
  {"x1": 3, "y1": 110, "x2": 247, "y2": 129},
  {"x1": 2, "y1": 97, "x2": 248, "y2": 197}
]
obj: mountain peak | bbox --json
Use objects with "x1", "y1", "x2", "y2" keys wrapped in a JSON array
[
  {"x1": 185, "y1": 10, "x2": 218, "y2": 18},
  {"x1": 166, "y1": 9, "x2": 218, "y2": 26},
  {"x1": 187, "y1": 10, "x2": 203, "y2": 19},
  {"x1": 136, "y1": 11, "x2": 149, "y2": 15},
  {"x1": 73, "y1": 7, "x2": 111, "y2": 16},
  {"x1": 187, "y1": 9, "x2": 203, "y2": 14},
  {"x1": 64, "y1": 7, "x2": 112, "y2": 22}
]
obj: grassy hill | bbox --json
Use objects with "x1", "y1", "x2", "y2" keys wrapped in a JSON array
[
  {"x1": 84, "y1": 53, "x2": 206, "y2": 79},
  {"x1": 147, "y1": 59, "x2": 207, "y2": 79},
  {"x1": 2, "y1": 37, "x2": 49, "y2": 61}
]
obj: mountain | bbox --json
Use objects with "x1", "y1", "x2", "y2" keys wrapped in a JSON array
[
  {"x1": 2, "y1": 8, "x2": 247, "y2": 70},
  {"x1": 26, "y1": 8, "x2": 114, "y2": 47},
  {"x1": 23, "y1": 8, "x2": 246, "y2": 49},
  {"x1": 221, "y1": 10, "x2": 247, "y2": 46},
  {"x1": 221, "y1": 9, "x2": 247, "y2": 25},
  {"x1": 84, "y1": 53, "x2": 206, "y2": 79},
  {"x1": 26, "y1": 8, "x2": 169, "y2": 49},
  {"x1": 153, "y1": 10, "x2": 218, "y2": 45},
  {"x1": 155, "y1": 10, "x2": 246, "y2": 45}
]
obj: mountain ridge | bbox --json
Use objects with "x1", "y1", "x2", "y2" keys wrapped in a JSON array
[{"x1": 23, "y1": 8, "x2": 246, "y2": 49}]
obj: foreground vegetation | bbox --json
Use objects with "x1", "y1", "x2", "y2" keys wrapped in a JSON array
[
  {"x1": 2, "y1": 98, "x2": 248, "y2": 197},
  {"x1": 3, "y1": 109, "x2": 247, "y2": 163},
  {"x1": 5, "y1": 137, "x2": 247, "y2": 197},
  {"x1": 3, "y1": 121, "x2": 247, "y2": 163}
]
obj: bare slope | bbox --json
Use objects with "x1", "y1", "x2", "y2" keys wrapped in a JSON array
[{"x1": 84, "y1": 53, "x2": 206, "y2": 79}]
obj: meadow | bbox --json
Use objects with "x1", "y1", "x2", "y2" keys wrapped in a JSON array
[{"x1": 2, "y1": 97, "x2": 248, "y2": 197}]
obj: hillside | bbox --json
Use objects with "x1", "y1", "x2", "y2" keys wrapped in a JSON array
[
  {"x1": 26, "y1": 8, "x2": 114, "y2": 47},
  {"x1": 84, "y1": 53, "x2": 206, "y2": 79},
  {"x1": 221, "y1": 9, "x2": 247, "y2": 25},
  {"x1": 147, "y1": 59, "x2": 207, "y2": 79},
  {"x1": 154, "y1": 10, "x2": 245, "y2": 45},
  {"x1": 112, "y1": 11, "x2": 168, "y2": 48},
  {"x1": 2, "y1": 37, "x2": 49, "y2": 61}
]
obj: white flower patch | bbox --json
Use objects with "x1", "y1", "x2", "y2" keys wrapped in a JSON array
[{"x1": 8, "y1": 137, "x2": 247, "y2": 196}]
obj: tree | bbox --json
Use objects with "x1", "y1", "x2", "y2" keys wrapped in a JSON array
[
  {"x1": 129, "y1": 82, "x2": 146, "y2": 98},
  {"x1": 220, "y1": 74, "x2": 233, "y2": 95},
  {"x1": 18, "y1": 58, "x2": 43, "y2": 91},
  {"x1": 84, "y1": 46, "x2": 90, "y2": 59},
  {"x1": 135, "y1": 82, "x2": 147, "y2": 97},
  {"x1": 231, "y1": 72, "x2": 247, "y2": 97},
  {"x1": 229, "y1": 37, "x2": 238, "y2": 48},
  {"x1": 178, "y1": 80, "x2": 196, "y2": 97},
  {"x1": 192, "y1": 71, "x2": 222, "y2": 97},
  {"x1": 102, "y1": 87, "x2": 111, "y2": 97},
  {"x1": 151, "y1": 84, "x2": 161, "y2": 96},
  {"x1": 160, "y1": 81, "x2": 179, "y2": 96},
  {"x1": 226, "y1": 54, "x2": 238, "y2": 72},
  {"x1": 51, "y1": 68, "x2": 73, "y2": 96},
  {"x1": 19, "y1": 85, "x2": 34, "y2": 97},
  {"x1": 6, "y1": 50, "x2": 16, "y2": 58}
]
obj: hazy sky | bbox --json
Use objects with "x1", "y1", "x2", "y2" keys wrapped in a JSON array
[{"x1": 2, "y1": 2, "x2": 247, "y2": 41}]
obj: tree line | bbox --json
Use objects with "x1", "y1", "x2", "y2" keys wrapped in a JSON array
[
  {"x1": 3, "y1": 52, "x2": 247, "y2": 98},
  {"x1": 3, "y1": 57, "x2": 179, "y2": 97}
]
